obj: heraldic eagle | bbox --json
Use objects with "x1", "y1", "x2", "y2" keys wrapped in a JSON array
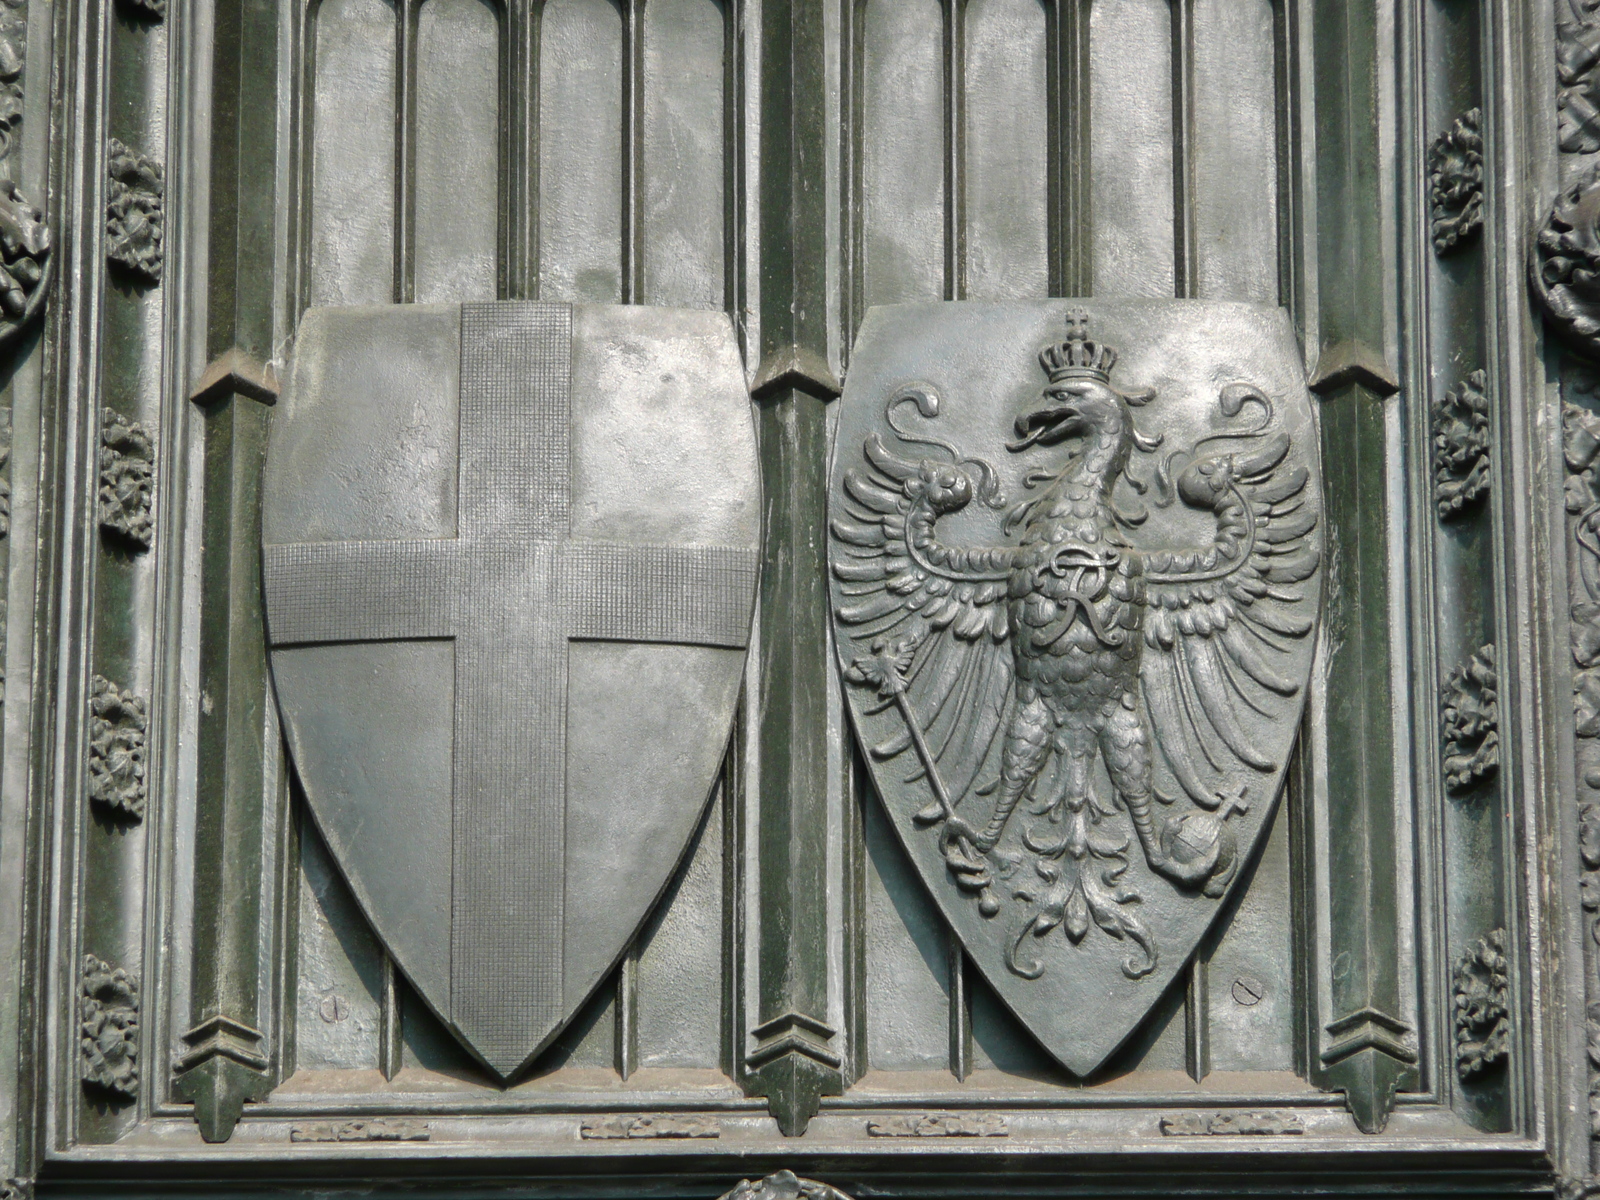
[{"x1": 832, "y1": 314, "x2": 1320, "y2": 980}]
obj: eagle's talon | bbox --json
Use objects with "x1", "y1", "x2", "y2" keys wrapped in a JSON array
[
  {"x1": 1151, "y1": 856, "x2": 1217, "y2": 889},
  {"x1": 939, "y1": 814, "x2": 985, "y2": 852},
  {"x1": 975, "y1": 820, "x2": 1005, "y2": 853}
]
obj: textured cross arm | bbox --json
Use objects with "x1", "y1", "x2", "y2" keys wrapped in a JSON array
[
  {"x1": 562, "y1": 542, "x2": 758, "y2": 649},
  {"x1": 263, "y1": 539, "x2": 461, "y2": 644}
]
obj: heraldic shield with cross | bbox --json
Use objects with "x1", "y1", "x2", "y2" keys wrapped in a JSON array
[
  {"x1": 262, "y1": 302, "x2": 760, "y2": 1079},
  {"x1": 829, "y1": 300, "x2": 1324, "y2": 1077}
]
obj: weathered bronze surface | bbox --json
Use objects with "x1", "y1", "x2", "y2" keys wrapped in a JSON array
[
  {"x1": 830, "y1": 300, "x2": 1320, "y2": 1075},
  {"x1": 0, "y1": 0, "x2": 1583, "y2": 1190},
  {"x1": 263, "y1": 301, "x2": 758, "y2": 1078}
]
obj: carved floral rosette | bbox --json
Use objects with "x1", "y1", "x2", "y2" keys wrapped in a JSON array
[
  {"x1": 79, "y1": 954, "x2": 138, "y2": 1097},
  {"x1": 87, "y1": 674, "x2": 147, "y2": 818},
  {"x1": 0, "y1": 177, "x2": 48, "y2": 343},
  {"x1": 1566, "y1": 391, "x2": 1600, "y2": 786},
  {"x1": 1440, "y1": 645, "x2": 1500, "y2": 793},
  {"x1": 0, "y1": 0, "x2": 51, "y2": 350},
  {"x1": 1428, "y1": 107, "x2": 1483, "y2": 256},
  {"x1": 1452, "y1": 929, "x2": 1510, "y2": 1080},
  {"x1": 1432, "y1": 370, "x2": 1490, "y2": 519},
  {"x1": 1534, "y1": 166, "x2": 1600, "y2": 358},
  {"x1": 1561, "y1": 0, "x2": 1600, "y2": 154},
  {"x1": 717, "y1": 1173, "x2": 854, "y2": 1200},
  {"x1": 113, "y1": 0, "x2": 165, "y2": 20},
  {"x1": 97, "y1": 408, "x2": 154, "y2": 548},
  {"x1": 105, "y1": 138, "x2": 163, "y2": 283}
]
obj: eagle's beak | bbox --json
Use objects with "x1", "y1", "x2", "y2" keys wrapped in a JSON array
[{"x1": 1008, "y1": 394, "x2": 1083, "y2": 452}]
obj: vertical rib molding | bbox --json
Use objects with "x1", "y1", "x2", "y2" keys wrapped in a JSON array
[
  {"x1": 1185, "y1": 954, "x2": 1210, "y2": 1083},
  {"x1": 1047, "y1": 0, "x2": 1090, "y2": 296},
  {"x1": 1169, "y1": 0, "x2": 1195, "y2": 298},
  {"x1": 1305, "y1": 0, "x2": 1415, "y2": 1136},
  {"x1": 171, "y1": 0, "x2": 283, "y2": 1143},
  {"x1": 722, "y1": 0, "x2": 745, "y2": 320},
  {"x1": 946, "y1": 934, "x2": 971, "y2": 1080},
  {"x1": 614, "y1": 0, "x2": 648, "y2": 1026},
  {"x1": 840, "y1": 0, "x2": 866, "y2": 359},
  {"x1": 620, "y1": 0, "x2": 645, "y2": 303},
  {"x1": 379, "y1": 953, "x2": 402, "y2": 1080},
  {"x1": 394, "y1": 0, "x2": 419, "y2": 302},
  {"x1": 26, "y1": 0, "x2": 108, "y2": 1164},
  {"x1": 841, "y1": 754, "x2": 869, "y2": 1084},
  {"x1": 744, "y1": 0, "x2": 844, "y2": 1138},
  {"x1": 508, "y1": 0, "x2": 541, "y2": 298},
  {"x1": 614, "y1": 943, "x2": 639, "y2": 1080},
  {"x1": 1270, "y1": 0, "x2": 1302, "y2": 318},
  {"x1": 941, "y1": 0, "x2": 965, "y2": 300}
]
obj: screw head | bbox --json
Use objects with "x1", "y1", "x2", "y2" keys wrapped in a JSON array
[
  {"x1": 318, "y1": 994, "x2": 350, "y2": 1023},
  {"x1": 1231, "y1": 975, "x2": 1265, "y2": 1007}
]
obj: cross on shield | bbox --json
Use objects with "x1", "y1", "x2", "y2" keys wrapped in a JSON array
[{"x1": 263, "y1": 302, "x2": 759, "y2": 1078}]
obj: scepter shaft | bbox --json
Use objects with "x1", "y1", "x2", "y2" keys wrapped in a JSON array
[{"x1": 890, "y1": 686, "x2": 956, "y2": 821}]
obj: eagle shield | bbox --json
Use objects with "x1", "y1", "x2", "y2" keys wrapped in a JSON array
[
  {"x1": 829, "y1": 300, "x2": 1322, "y2": 1076},
  {"x1": 263, "y1": 302, "x2": 759, "y2": 1079}
]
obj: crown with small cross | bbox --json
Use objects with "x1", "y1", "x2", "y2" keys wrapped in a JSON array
[{"x1": 1038, "y1": 310, "x2": 1118, "y2": 383}]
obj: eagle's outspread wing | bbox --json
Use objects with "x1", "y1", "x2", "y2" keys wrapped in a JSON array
[
  {"x1": 1140, "y1": 427, "x2": 1320, "y2": 809},
  {"x1": 832, "y1": 432, "x2": 1018, "y2": 812}
]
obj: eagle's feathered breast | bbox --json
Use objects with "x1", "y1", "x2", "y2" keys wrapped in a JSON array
[{"x1": 1008, "y1": 481, "x2": 1145, "y2": 714}]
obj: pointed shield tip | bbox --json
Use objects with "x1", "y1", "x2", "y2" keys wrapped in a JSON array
[
  {"x1": 1046, "y1": 1025, "x2": 1132, "y2": 1081},
  {"x1": 482, "y1": 1052, "x2": 529, "y2": 1084},
  {"x1": 451, "y1": 1008, "x2": 569, "y2": 1084}
]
